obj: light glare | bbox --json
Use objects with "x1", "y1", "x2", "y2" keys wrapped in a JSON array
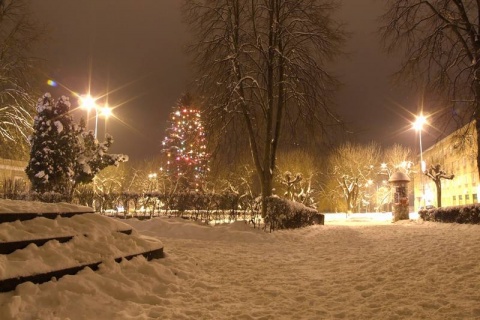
[{"x1": 413, "y1": 114, "x2": 427, "y2": 131}]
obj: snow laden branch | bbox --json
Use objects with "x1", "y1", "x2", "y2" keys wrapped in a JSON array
[
  {"x1": 0, "y1": 0, "x2": 42, "y2": 158},
  {"x1": 184, "y1": 0, "x2": 345, "y2": 216},
  {"x1": 381, "y1": 0, "x2": 480, "y2": 179},
  {"x1": 326, "y1": 142, "x2": 381, "y2": 213}
]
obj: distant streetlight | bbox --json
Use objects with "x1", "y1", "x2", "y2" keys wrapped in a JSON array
[{"x1": 148, "y1": 173, "x2": 158, "y2": 192}]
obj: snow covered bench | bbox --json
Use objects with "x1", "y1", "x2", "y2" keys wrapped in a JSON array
[{"x1": 0, "y1": 199, "x2": 164, "y2": 292}]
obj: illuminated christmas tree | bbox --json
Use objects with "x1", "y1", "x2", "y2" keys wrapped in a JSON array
[{"x1": 161, "y1": 95, "x2": 208, "y2": 190}]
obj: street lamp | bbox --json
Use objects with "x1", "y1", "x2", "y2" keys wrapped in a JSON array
[
  {"x1": 413, "y1": 114, "x2": 427, "y2": 172},
  {"x1": 100, "y1": 104, "x2": 112, "y2": 138},
  {"x1": 413, "y1": 113, "x2": 428, "y2": 208},
  {"x1": 79, "y1": 94, "x2": 99, "y2": 138},
  {"x1": 79, "y1": 94, "x2": 112, "y2": 139}
]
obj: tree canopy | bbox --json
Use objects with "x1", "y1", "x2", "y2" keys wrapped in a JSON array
[{"x1": 184, "y1": 0, "x2": 345, "y2": 214}]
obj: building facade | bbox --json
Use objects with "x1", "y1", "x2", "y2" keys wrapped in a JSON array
[
  {"x1": 0, "y1": 158, "x2": 27, "y2": 181},
  {"x1": 413, "y1": 122, "x2": 479, "y2": 211}
]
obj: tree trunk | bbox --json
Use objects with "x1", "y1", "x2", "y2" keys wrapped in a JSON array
[
  {"x1": 475, "y1": 111, "x2": 480, "y2": 181},
  {"x1": 435, "y1": 180, "x2": 442, "y2": 208},
  {"x1": 260, "y1": 171, "x2": 273, "y2": 218}
]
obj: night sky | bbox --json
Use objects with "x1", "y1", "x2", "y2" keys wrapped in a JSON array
[{"x1": 31, "y1": 0, "x2": 430, "y2": 162}]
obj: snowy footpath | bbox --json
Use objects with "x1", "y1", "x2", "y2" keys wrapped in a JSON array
[{"x1": 1, "y1": 216, "x2": 480, "y2": 319}]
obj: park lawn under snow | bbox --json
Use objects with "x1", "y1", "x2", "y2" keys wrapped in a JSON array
[{"x1": 0, "y1": 213, "x2": 480, "y2": 319}]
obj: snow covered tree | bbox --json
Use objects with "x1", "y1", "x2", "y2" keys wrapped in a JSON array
[
  {"x1": 26, "y1": 93, "x2": 128, "y2": 199},
  {"x1": 327, "y1": 142, "x2": 381, "y2": 213},
  {"x1": 382, "y1": 144, "x2": 414, "y2": 177},
  {"x1": 70, "y1": 118, "x2": 128, "y2": 197},
  {"x1": 275, "y1": 149, "x2": 320, "y2": 208},
  {"x1": 161, "y1": 95, "x2": 208, "y2": 191},
  {"x1": 26, "y1": 93, "x2": 77, "y2": 193},
  {"x1": 184, "y1": 0, "x2": 345, "y2": 216}
]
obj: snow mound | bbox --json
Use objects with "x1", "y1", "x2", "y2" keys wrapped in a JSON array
[{"x1": 125, "y1": 217, "x2": 267, "y2": 243}]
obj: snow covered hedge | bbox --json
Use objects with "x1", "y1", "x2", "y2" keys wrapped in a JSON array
[
  {"x1": 419, "y1": 204, "x2": 480, "y2": 224},
  {"x1": 1, "y1": 190, "x2": 68, "y2": 203},
  {"x1": 264, "y1": 196, "x2": 324, "y2": 231}
]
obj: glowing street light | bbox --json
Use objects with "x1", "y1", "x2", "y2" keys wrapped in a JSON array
[
  {"x1": 413, "y1": 114, "x2": 427, "y2": 172},
  {"x1": 79, "y1": 94, "x2": 112, "y2": 139},
  {"x1": 79, "y1": 94, "x2": 100, "y2": 138},
  {"x1": 148, "y1": 173, "x2": 158, "y2": 192},
  {"x1": 148, "y1": 173, "x2": 157, "y2": 179},
  {"x1": 100, "y1": 104, "x2": 112, "y2": 138},
  {"x1": 413, "y1": 113, "x2": 428, "y2": 208}
]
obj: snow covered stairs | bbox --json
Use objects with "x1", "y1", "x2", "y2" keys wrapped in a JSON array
[{"x1": 0, "y1": 199, "x2": 164, "y2": 292}]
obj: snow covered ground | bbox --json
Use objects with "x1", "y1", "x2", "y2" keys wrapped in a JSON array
[{"x1": 1, "y1": 210, "x2": 480, "y2": 319}]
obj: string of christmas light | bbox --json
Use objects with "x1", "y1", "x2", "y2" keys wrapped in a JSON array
[{"x1": 161, "y1": 103, "x2": 209, "y2": 190}]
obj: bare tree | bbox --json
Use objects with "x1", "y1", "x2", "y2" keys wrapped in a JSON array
[
  {"x1": 381, "y1": 0, "x2": 480, "y2": 179},
  {"x1": 382, "y1": 144, "x2": 414, "y2": 176},
  {"x1": 275, "y1": 148, "x2": 320, "y2": 207},
  {"x1": 184, "y1": 0, "x2": 345, "y2": 215},
  {"x1": 0, "y1": 0, "x2": 42, "y2": 159},
  {"x1": 327, "y1": 142, "x2": 381, "y2": 212},
  {"x1": 424, "y1": 163, "x2": 454, "y2": 207}
]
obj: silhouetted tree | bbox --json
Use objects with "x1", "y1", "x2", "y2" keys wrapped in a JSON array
[
  {"x1": 185, "y1": 0, "x2": 345, "y2": 216},
  {"x1": 382, "y1": 0, "x2": 480, "y2": 179}
]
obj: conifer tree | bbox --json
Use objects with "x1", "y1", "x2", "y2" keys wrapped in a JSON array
[
  {"x1": 26, "y1": 93, "x2": 128, "y2": 198},
  {"x1": 26, "y1": 93, "x2": 76, "y2": 193},
  {"x1": 161, "y1": 95, "x2": 208, "y2": 190}
]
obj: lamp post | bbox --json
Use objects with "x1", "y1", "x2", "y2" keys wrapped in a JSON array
[
  {"x1": 413, "y1": 114, "x2": 428, "y2": 208},
  {"x1": 413, "y1": 114, "x2": 427, "y2": 172},
  {"x1": 100, "y1": 104, "x2": 112, "y2": 138},
  {"x1": 80, "y1": 94, "x2": 112, "y2": 139},
  {"x1": 79, "y1": 94, "x2": 113, "y2": 212}
]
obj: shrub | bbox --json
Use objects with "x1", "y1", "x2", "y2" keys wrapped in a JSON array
[
  {"x1": 419, "y1": 204, "x2": 480, "y2": 224},
  {"x1": 264, "y1": 196, "x2": 324, "y2": 231}
]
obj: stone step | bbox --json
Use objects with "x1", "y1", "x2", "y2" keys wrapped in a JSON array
[
  {"x1": 0, "y1": 199, "x2": 93, "y2": 224},
  {"x1": 0, "y1": 246, "x2": 164, "y2": 292},
  {"x1": 0, "y1": 211, "x2": 91, "y2": 224},
  {"x1": 0, "y1": 229, "x2": 132, "y2": 255}
]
